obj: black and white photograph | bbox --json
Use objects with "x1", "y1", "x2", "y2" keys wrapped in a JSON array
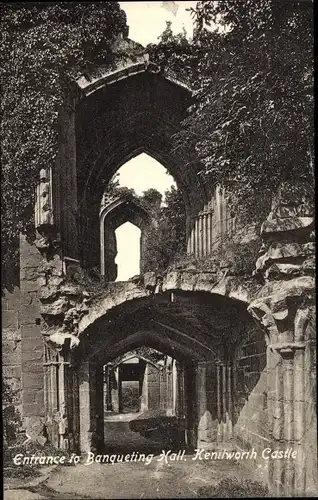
[{"x1": 1, "y1": 1, "x2": 315, "y2": 498}]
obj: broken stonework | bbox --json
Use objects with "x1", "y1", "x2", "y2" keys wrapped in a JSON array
[{"x1": 248, "y1": 182, "x2": 316, "y2": 496}]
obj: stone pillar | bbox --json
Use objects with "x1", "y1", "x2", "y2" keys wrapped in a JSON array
[
  {"x1": 43, "y1": 345, "x2": 59, "y2": 447},
  {"x1": 95, "y1": 365, "x2": 104, "y2": 453},
  {"x1": 117, "y1": 366, "x2": 122, "y2": 413},
  {"x1": 227, "y1": 363, "x2": 233, "y2": 440},
  {"x1": 216, "y1": 361, "x2": 222, "y2": 442},
  {"x1": 78, "y1": 361, "x2": 96, "y2": 453},
  {"x1": 172, "y1": 359, "x2": 178, "y2": 415},
  {"x1": 112, "y1": 367, "x2": 119, "y2": 413},
  {"x1": 187, "y1": 219, "x2": 196, "y2": 255},
  {"x1": 166, "y1": 360, "x2": 174, "y2": 415},
  {"x1": 196, "y1": 360, "x2": 217, "y2": 449},
  {"x1": 140, "y1": 364, "x2": 149, "y2": 412},
  {"x1": 57, "y1": 353, "x2": 67, "y2": 450},
  {"x1": 216, "y1": 361, "x2": 234, "y2": 443},
  {"x1": 159, "y1": 366, "x2": 168, "y2": 411},
  {"x1": 58, "y1": 98, "x2": 79, "y2": 261},
  {"x1": 176, "y1": 362, "x2": 185, "y2": 418},
  {"x1": 105, "y1": 365, "x2": 113, "y2": 411},
  {"x1": 195, "y1": 216, "x2": 200, "y2": 258},
  {"x1": 198, "y1": 215, "x2": 203, "y2": 258},
  {"x1": 248, "y1": 181, "x2": 316, "y2": 497},
  {"x1": 202, "y1": 214, "x2": 207, "y2": 257},
  {"x1": 20, "y1": 236, "x2": 46, "y2": 443},
  {"x1": 207, "y1": 212, "x2": 212, "y2": 255},
  {"x1": 191, "y1": 221, "x2": 195, "y2": 255}
]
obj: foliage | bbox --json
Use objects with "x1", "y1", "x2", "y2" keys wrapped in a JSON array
[
  {"x1": 211, "y1": 229, "x2": 262, "y2": 276},
  {"x1": 3, "y1": 380, "x2": 22, "y2": 448},
  {"x1": 166, "y1": 237, "x2": 261, "y2": 277},
  {"x1": 1, "y1": 2, "x2": 127, "y2": 290},
  {"x1": 147, "y1": 21, "x2": 194, "y2": 86},
  {"x1": 198, "y1": 477, "x2": 272, "y2": 498},
  {"x1": 70, "y1": 266, "x2": 107, "y2": 297},
  {"x1": 156, "y1": 1, "x2": 314, "y2": 224},
  {"x1": 121, "y1": 382, "x2": 140, "y2": 413},
  {"x1": 142, "y1": 185, "x2": 186, "y2": 274},
  {"x1": 141, "y1": 188, "x2": 162, "y2": 211}
]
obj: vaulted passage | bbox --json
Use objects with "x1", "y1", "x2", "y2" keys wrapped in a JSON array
[{"x1": 54, "y1": 290, "x2": 268, "y2": 456}]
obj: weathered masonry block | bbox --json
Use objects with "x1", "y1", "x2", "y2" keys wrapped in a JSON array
[
  {"x1": 2, "y1": 286, "x2": 22, "y2": 411},
  {"x1": 20, "y1": 235, "x2": 45, "y2": 439}
]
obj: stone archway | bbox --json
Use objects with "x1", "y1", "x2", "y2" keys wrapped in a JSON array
[
  {"x1": 63, "y1": 285, "x2": 266, "y2": 457},
  {"x1": 54, "y1": 58, "x2": 207, "y2": 268},
  {"x1": 100, "y1": 193, "x2": 158, "y2": 279}
]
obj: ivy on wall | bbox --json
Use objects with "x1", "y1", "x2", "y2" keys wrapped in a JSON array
[
  {"x1": 150, "y1": 1, "x2": 314, "y2": 224},
  {"x1": 1, "y1": 2, "x2": 127, "y2": 290}
]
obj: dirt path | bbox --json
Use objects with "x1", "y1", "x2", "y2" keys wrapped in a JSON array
[{"x1": 3, "y1": 451, "x2": 261, "y2": 500}]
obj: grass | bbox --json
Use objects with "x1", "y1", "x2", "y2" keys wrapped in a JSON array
[{"x1": 198, "y1": 477, "x2": 272, "y2": 498}]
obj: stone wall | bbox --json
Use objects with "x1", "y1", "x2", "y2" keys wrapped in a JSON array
[
  {"x1": 234, "y1": 328, "x2": 269, "y2": 452},
  {"x1": 248, "y1": 182, "x2": 316, "y2": 496},
  {"x1": 2, "y1": 286, "x2": 21, "y2": 413},
  {"x1": 147, "y1": 365, "x2": 161, "y2": 411},
  {"x1": 20, "y1": 236, "x2": 46, "y2": 442}
]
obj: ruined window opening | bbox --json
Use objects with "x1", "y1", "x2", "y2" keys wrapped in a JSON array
[
  {"x1": 100, "y1": 152, "x2": 179, "y2": 281},
  {"x1": 115, "y1": 222, "x2": 141, "y2": 281}
]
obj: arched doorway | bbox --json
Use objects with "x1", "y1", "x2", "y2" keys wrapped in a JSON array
[{"x1": 68, "y1": 290, "x2": 267, "y2": 456}]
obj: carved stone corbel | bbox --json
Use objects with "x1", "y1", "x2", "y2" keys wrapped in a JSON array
[{"x1": 35, "y1": 168, "x2": 54, "y2": 230}]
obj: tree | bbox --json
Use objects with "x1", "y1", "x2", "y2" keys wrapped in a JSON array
[
  {"x1": 142, "y1": 185, "x2": 186, "y2": 273},
  {"x1": 147, "y1": 21, "x2": 193, "y2": 86},
  {"x1": 141, "y1": 188, "x2": 162, "y2": 211},
  {"x1": 1, "y1": 2, "x2": 127, "y2": 290},
  {"x1": 173, "y1": 1, "x2": 314, "y2": 223}
]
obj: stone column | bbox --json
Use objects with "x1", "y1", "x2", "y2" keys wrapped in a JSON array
[
  {"x1": 159, "y1": 366, "x2": 168, "y2": 411},
  {"x1": 172, "y1": 360, "x2": 178, "y2": 415},
  {"x1": 78, "y1": 361, "x2": 96, "y2": 453},
  {"x1": 215, "y1": 360, "x2": 234, "y2": 444},
  {"x1": 95, "y1": 365, "x2": 104, "y2": 453},
  {"x1": 140, "y1": 364, "x2": 149, "y2": 412},
  {"x1": 196, "y1": 360, "x2": 217, "y2": 449},
  {"x1": 247, "y1": 181, "x2": 316, "y2": 497},
  {"x1": 198, "y1": 215, "x2": 203, "y2": 258},
  {"x1": 105, "y1": 365, "x2": 113, "y2": 411},
  {"x1": 57, "y1": 353, "x2": 67, "y2": 450},
  {"x1": 20, "y1": 236, "x2": 46, "y2": 445},
  {"x1": 207, "y1": 213, "x2": 212, "y2": 255},
  {"x1": 176, "y1": 362, "x2": 185, "y2": 418},
  {"x1": 195, "y1": 216, "x2": 200, "y2": 258},
  {"x1": 187, "y1": 219, "x2": 196, "y2": 255},
  {"x1": 58, "y1": 97, "x2": 79, "y2": 260},
  {"x1": 227, "y1": 363, "x2": 233, "y2": 440},
  {"x1": 43, "y1": 345, "x2": 59, "y2": 447},
  {"x1": 216, "y1": 361, "x2": 222, "y2": 442},
  {"x1": 167, "y1": 364, "x2": 174, "y2": 415},
  {"x1": 202, "y1": 214, "x2": 207, "y2": 257},
  {"x1": 117, "y1": 366, "x2": 123, "y2": 413}
]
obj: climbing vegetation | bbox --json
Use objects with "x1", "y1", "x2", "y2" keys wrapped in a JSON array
[
  {"x1": 152, "y1": 1, "x2": 314, "y2": 224},
  {"x1": 142, "y1": 185, "x2": 187, "y2": 274},
  {"x1": 1, "y1": 2, "x2": 313, "y2": 288},
  {"x1": 1, "y1": 2, "x2": 127, "y2": 289}
]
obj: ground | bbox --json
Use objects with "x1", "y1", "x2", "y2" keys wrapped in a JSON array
[
  {"x1": 4, "y1": 413, "x2": 265, "y2": 499},
  {"x1": 5, "y1": 451, "x2": 262, "y2": 500}
]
